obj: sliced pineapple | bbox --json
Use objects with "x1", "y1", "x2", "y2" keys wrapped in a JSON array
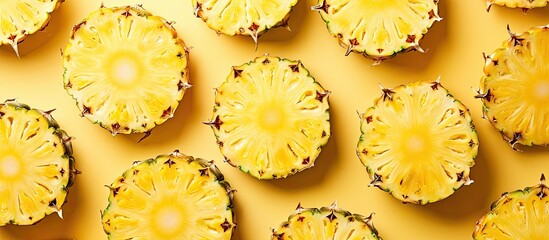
[
  {"x1": 477, "y1": 25, "x2": 549, "y2": 150},
  {"x1": 473, "y1": 174, "x2": 549, "y2": 239},
  {"x1": 486, "y1": 0, "x2": 549, "y2": 11},
  {"x1": 207, "y1": 56, "x2": 331, "y2": 179},
  {"x1": 0, "y1": 0, "x2": 62, "y2": 56},
  {"x1": 272, "y1": 203, "x2": 382, "y2": 240},
  {"x1": 313, "y1": 0, "x2": 441, "y2": 63},
  {"x1": 0, "y1": 99, "x2": 77, "y2": 226},
  {"x1": 192, "y1": 0, "x2": 297, "y2": 43},
  {"x1": 62, "y1": 5, "x2": 190, "y2": 136},
  {"x1": 357, "y1": 80, "x2": 478, "y2": 204},
  {"x1": 101, "y1": 150, "x2": 235, "y2": 239}
]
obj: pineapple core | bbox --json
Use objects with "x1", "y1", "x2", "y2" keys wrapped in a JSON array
[
  {"x1": 153, "y1": 206, "x2": 183, "y2": 234},
  {"x1": 0, "y1": 155, "x2": 20, "y2": 178}
]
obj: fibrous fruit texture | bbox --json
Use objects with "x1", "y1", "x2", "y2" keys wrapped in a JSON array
[
  {"x1": 0, "y1": 0, "x2": 63, "y2": 56},
  {"x1": 271, "y1": 203, "x2": 382, "y2": 239},
  {"x1": 0, "y1": 99, "x2": 77, "y2": 226},
  {"x1": 207, "y1": 55, "x2": 331, "y2": 179},
  {"x1": 486, "y1": 0, "x2": 549, "y2": 11},
  {"x1": 473, "y1": 174, "x2": 549, "y2": 239},
  {"x1": 192, "y1": 0, "x2": 297, "y2": 43},
  {"x1": 101, "y1": 150, "x2": 235, "y2": 239},
  {"x1": 357, "y1": 80, "x2": 479, "y2": 204},
  {"x1": 313, "y1": 0, "x2": 441, "y2": 63},
  {"x1": 62, "y1": 5, "x2": 190, "y2": 137},
  {"x1": 477, "y1": 25, "x2": 549, "y2": 150}
]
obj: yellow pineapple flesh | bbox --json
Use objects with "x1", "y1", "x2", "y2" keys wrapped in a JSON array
[
  {"x1": 62, "y1": 5, "x2": 190, "y2": 136},
  {"x1": 357, "y1": 80, "x2": 478, "y2": 204},
  {"x1": 207, "y1": 56, "x2": 331, "y2": 179}
]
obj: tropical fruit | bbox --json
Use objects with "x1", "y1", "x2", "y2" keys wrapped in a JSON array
[
  {"x1": 0, "y1": 0, "x2": 63, "y2": 56},
  {"x1": 271, "y1": 203, "x2": 382, "y2": 239},
  {"x1": 473, "y1": 174, "x2": 549, "y2": 239},
  {"x1": 206, "y1": 55, "x2": 331, "y2": 179},
  {"x1": 313, "y1": 0, "x2": 441, "y2": 63},
  {"x1": 0, "y1": 99, "x2": 78, "y2": 225},
  {"x1": 476, "y1": 25, "x2": 549, "y2": 150},
  {"x1": 62, "y1": 5, "x2": 190, "y2": 137},
  {"x1": 192, "y1": 0, "x2": 297, "y2": 43},
  {"x1": 486, "y1": 0, "x2": 549, "y2": 11},
  {"x1": 357, "y1": 80, "x2": 479, "y2": 204},
  {"x1": 101, "y1": 150, "x2": 235, "y2": 239}
]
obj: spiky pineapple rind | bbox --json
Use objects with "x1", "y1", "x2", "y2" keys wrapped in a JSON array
[
  {"x1": 0, "y1": 99, "x2": 78, "y2": 226},
  {"x1": 486, "y1": 0, "x2": 549, "y2": 11},
  {"x1": 473, "y1": 174, "x2": 549, "y2": 239},
  {"x1": 208, "y1": 55, "x2": 331, "y2": 179},
  {"x1": 272, "y1": 203, "x2": 382, "y2": 239},
  {"x1": 357, "y1": 81, "x2": 478, "y2": 204},
  {"x1": 101, "y1": 150, "x2": 235, "y2": 239},
  {"x1": 62, "y1": 5, "x2": 190, "y2": 136}
]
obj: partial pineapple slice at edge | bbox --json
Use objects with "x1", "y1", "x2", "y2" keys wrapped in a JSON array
[{"x1": 0, "y1": 99, "x2": 78, "y2": 226}]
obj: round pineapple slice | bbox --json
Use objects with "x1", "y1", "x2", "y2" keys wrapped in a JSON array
[
  {"x1": 313, "y1": 0, "x2": 441, "y2": 63},
  {"x1": 486, "y1": 0, "x2": 549, "y2": 11},
  {"x1": 192, "y1": 0, "x2": 297, "y2": 43},
  {"x1": 477, "y1": 25, "x2": 549, "y2": 150},
  {"x1": 272, "y1": 203, "x2": 382, "y2": 240},
  {"x1": 357, "y1": 80, "x2": 479, "y2": 204},
  {"x1": 0, "y1": 100, "x2": 78, "y2": 226},
  {"x1": 101, "y1": 150, "x2": 235, "y2": 239},
  {"x1": 0, "y1": 0, "x2": 62, "y2": 56},
  {"x1": 207, "y1": 56, "x2": 331, "y2": 179},
  {"x1": 62, "y1": 5, "x2": 190, "y2": 136},
  {"x1": 473, "y1": 174, "x2": 549, "y2": 239}
]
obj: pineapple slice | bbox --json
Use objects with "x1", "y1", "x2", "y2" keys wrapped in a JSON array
[
  {"x1": 313, "y1": 0, "x2": 441, "y2": 63},
  {"x1": 101, "y1": 150, "x2": 235, "y2": 239},
  {"x1": 0, "y1": 0, "x2": 62, "y2": 56},
  {"x1": 206, "y1": 56, "x2": 331, "y2": 179},
  {"x1": 486, "y1": 0, "x2": 549, "y2": 11},
  {"x1": 62, "y1": 5, "x2": 190, "y2": 136},
  {"x1": 192, "y1": 0, "x2": 297, "y2": 43},
  {"x1": 357, "y1": 80, "x2": 479, "y2": 204},
  {"x1": 473, "y1": 174, "x2": 549, "y2": 239},
  {"x1": 0, "y1": 100, "x2": 78, "y2": 226},
  {"x1": 272, "y1": 203, "x2": 382, "y2": 240},
  {"x1": 477, "y1": 25, "x2": 549, "y2": 150}
]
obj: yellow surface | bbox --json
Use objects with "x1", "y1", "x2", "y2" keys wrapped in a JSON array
[{"x1": 0, "y1": 0, "x2": 548, "y2": 239}]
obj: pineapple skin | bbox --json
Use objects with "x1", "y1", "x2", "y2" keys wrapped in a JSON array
[
  {"x1": 101, "y1": 150, "x2": 235, "y2": 239},
  {"x1": 0, "y1": 99, "x2": 78, "y2": 226},
  {"x1": 486, "y1": 0, "x2": 549, "y2": 11},
  {"x1": 272, "y1": 203, "x2": 382, "y2": 240},
  {"x1": 473, "y1": 174, "x2": 549, "y2": 239}
]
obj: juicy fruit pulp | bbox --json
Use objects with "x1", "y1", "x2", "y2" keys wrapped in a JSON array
[
  {"x1": 473, "y1": 175, "x2": 549, "y2": 239},
  {"x1": 207, "y1": 56, "x2": 331, "y2": 179},
  {"x1": 193, "y1": 0, "x2": 297, "y2": 43},
  {"x1": 0, "y1": 0, "x2": 62, "y2": 56},
  {"x1": 477, "y1": 25, "x2": 549, "y2": 149},
  {"x1": 0, "y1": 100, "x2": 77, "y2": 226},
  {"x1": 357, "y1": 81, "x2": 478, "y2": 204},
  {"x1": 272, "y1": 203, "x2": 382, "y2": 239},
  {"x1": 486, "y1": 0, "x2": 549, "y2": 11},
  {"x1": 62, "y1": 5, "x2": 190, "y2": 136},
  {"x1": 313, "y1": 0, "x2": 441, "y2": 63},
  {"x1": 101, "y1": 151, "x2": 235, "y2": 239}
]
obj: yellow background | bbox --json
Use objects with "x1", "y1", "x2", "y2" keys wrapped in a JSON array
[{"x1": 1, "y1": 0, "x2": 549, "y2": 239}]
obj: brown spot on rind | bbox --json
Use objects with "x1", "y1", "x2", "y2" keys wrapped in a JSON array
[
  {"x1": 164, "y1": 158, "x2": 176, "y2": 167},
  {"x1": 315, "y1": 91, "x2": 328, "y2": 101},
  {"x1": 81, "y1": 105, "x2": 91, "y2": 116},
  {"x1": 66, "y1": 81, "x2": 73, "y2": 88},
  {"x1": 204, "y1": 115, "x2": 223, "y2": 130},
  {"x1": 290, "y1": 64, "x2": 300, "y2": 72},
  {"x1": 161, "y1": 106, "x2": 172, "y2": 118},
  {"x1": 249, "y1": 23, "x2": 259, "y2": 32},
  {"x1": 0, "y1": 111, "x2": 4, "y2": 119},
  {"x1": 349, "y1": 38, "x2": 359, "y2": 46},
  {"x1": 199, "y1": 168, "x2": 209, "y2": 176},
  {"x1": 220, "y1": 218, "x2": 232, "y2": 232},
  {"x1": 48, "y1": 199, "x2": 57, "y2": 207},
  {"x1": 262, "y1": 58, "x2": 271, "y2": 64},
  {"x1": 122, "y1": 11, "x2": 132, "y2": 17},
  {"x1": 406, "y1": 35, "x2": 416, "y2": 43},
  {"x1": 312, "y1": 0, "x2": 330, "y2": 13},
  {"x1": 428, "y1": 10, "x2": 436, "y2": 19},
  {"x1": 430, "y1": 81, "x2": 439, "y2": 90},
  {"x1": 457, "y1": 171, "x2": 464, "y2": 181},
  {"x1": 111, "y1": 123, "x2": 120, "y2": 134},
  {"x1": 233, "y1": 68, "x2": 243, "y2": 78},
  {"x1": 382, "y1": 88, "x2": 395, "y2": 101},
  {"x1": 366, "y1": 115, "x2": 373, "y2": 123},
  {"x1": 297, "y1": 216, "x2": 305, "y2": 222},
  {"x1": 326, "y1": 211, "x2": 337, "y2": 221},
  {"x1": 302, "y1": 157, "x2": 310, "y2": 165}
]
